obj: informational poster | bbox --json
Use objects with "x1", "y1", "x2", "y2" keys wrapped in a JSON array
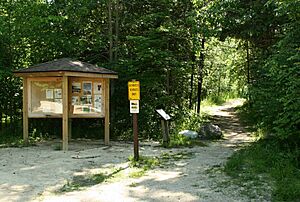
[
  {"x1": 86, "y1": 95, "x2": 92, "y2": 105},
  {"x1": 72, "y1": 96, "x2": 79, "y2": 105},
  {"x1": 83, "y1": 82, "x2": 92, "y2": 95},
  {"x1": 94, "y1": 95, "x2": 102, "y2": 112},
  {"x1": 94, "y1": 82, "x2": 102, "y2": 95},
  {"x1": 70, "y1": 80, "x2": 103, "y2": 115},
  {"x1": 72, "y1": 82, "x2": 81, "y2": 93},
  {"x1": 54, "y1": 98, "x2": 62, "y2": 104},
  {"x1": 83, "y1": 105, "x2": 91, "y2": 113},
  {"x1": 54, "y1": 89, "x2": 62, "y2": 99},
  {"x1": 80, "y1": 95, "x2": 92, "y2": 105},
  {"x1": 130, "y1": 100, "x2": 139, "y2": 113},
  {"x1": 156, "y1": 109, "x2": 171, "y2": 120},
  {"x1": 46, "y1": 89, "x2": 54, "y2": 99}
]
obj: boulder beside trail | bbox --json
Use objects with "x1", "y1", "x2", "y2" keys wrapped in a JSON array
[{"x1": 198, "y1": 123, "x2": 223, "y2": 140}]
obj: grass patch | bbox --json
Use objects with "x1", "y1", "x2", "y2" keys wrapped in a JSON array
[
  {"x1": 160, "y1": 151, "x2": 194, "y2": 161},
  {"x1": 224, "y1": 139, "x2": 300, "y2": 201},
  {"x1": 166, "y1": 134, "x2": 207, "y2": 148},
  {"x1": 59, "y1": 150, "x2": 196, "y2": 193},
  {"x1": 129, "y1": 155, "x2": 160, "y2": 169},
  {"x1": 59, "y1": 167, "x2": 125, "y2": 192},
  {"x1": 128, "y1": 151, "x2": 195, "y2": 177}
]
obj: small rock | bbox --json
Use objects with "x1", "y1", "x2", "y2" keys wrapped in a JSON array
[{"x1": 179, "y1": 130, "x2": 198, "y2": 139}]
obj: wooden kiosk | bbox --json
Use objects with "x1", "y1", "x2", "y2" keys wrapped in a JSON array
[{"x1": 14, "y1": 58, "x2": 118, "y2": 151}]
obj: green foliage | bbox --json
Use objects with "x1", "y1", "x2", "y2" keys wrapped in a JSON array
[
  {"x1": 0, "y1": 71, "x2": 22, "y2": 131},
  {"x1": 173, "y1": 109, "x2": 209, "y2": 132},
  {"x1": 128, "y1": 155, "x2": 160, "y2": 178},
  {"x1": 207, "y1": 0, "x2": 300, "y2": 140},
  {"x1": 168, "y1": 134, "x2": 191, "y2": 147},
  {"x1": 203, "y1": 38, "x2": 247, "y2": 100},
  {"x1": 0, "y1": 127, "x2": 22, "y2": 147},
  {"x1": 167, "y1": 134, "x2": 207, "y2": 148},
  {"x1": 225, "y1": 139, "x2": 300, "y2": 201},
  {"x1": 0, "y1": 0, "x2": 297, "y2": 143}
]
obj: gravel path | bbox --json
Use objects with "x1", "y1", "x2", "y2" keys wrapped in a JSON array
[{"x1": 0, "y1": 99, "x2": 266, "y2": 202}]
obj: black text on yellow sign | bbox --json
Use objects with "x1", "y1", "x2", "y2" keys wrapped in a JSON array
[{"x1": 128, "y1": 80, "x2": 140, "y2": 100}]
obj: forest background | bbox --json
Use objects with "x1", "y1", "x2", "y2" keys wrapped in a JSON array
[
  {"x1": 0, "y1": 0, "x2": 299, "y2": 200},
  {"x1": 0, "y1": 0, "x2": 298, "y2": 141}
]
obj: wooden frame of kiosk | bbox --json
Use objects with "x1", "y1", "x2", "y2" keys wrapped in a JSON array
[{"x1": 14, "y1": 58, "x2": 118, "y2": 151}]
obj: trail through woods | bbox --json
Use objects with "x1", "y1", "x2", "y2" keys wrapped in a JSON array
[{"x1": 0, "y1": 99, "x2": 272, "y2": 201}]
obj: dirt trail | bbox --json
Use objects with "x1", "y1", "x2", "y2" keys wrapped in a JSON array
[
  {"x1": 205, "y1": 99, "x2": 253, "y2": 148},
  {"x1": 0, "y1": 99, "x2": 266, "y2": 202}
]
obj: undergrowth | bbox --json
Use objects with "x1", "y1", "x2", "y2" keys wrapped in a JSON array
[
  {"x1": 167, "y1": 134, "x2": 207, "y2": 148},
  {"x1": 225, "y1": 104, "x2": 300, "y2": 201},
  {"x1": 0, "y1": 127, "x2": 38, "y2": 147}
]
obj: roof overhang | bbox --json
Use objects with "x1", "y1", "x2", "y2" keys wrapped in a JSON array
[
  {"x1": 13, "y1": 58, "x2": 118, "y2": 79},
  {"x1": 14, "y1": 71, "x2": 118, "y2": 79}
]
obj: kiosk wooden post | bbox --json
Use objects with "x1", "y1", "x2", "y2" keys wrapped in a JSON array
[
  {"x1": 62, "y1": 76, "x2": 69, "y2": 151},
  {"x1": 104, "y1": 79, "x2": 110, "y2": 145},
  {"x1": 22, "y1": 77, "x2": 29, "y2": 143}
]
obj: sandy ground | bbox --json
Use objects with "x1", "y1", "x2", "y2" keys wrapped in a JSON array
[{"x1": 0, "y1": 99, "x2": 269, "y2": 202}]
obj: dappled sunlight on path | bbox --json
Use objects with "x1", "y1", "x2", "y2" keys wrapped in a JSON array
[
  {"x1": 205, "y1": 99, "x2": 254, "y2": 148},
  {"x1": 0, "y1": 99, "x2": 262, "y2": 202}
]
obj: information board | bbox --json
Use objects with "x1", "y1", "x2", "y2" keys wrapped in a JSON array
[
  {"x1": 156, "y1": 109, "x2": 171, "y2": 120},
  {"x1": 130, "y1": 100, "x2": 139, "y2": 113},
  {"x1": 128, "y1": 80, "x2": 140, "y2": 100}
]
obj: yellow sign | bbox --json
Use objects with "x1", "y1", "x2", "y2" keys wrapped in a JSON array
[{"x1": 128, "y1": 80, "x2": 140, "y2": 100}]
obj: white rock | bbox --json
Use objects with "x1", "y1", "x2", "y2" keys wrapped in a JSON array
[{"x1": 179, "y1": 130, "x2": 198, "y2": 139}]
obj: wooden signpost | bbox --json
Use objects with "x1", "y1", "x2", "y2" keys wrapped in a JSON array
[
  {"x1": 128, "y1": 80, "x2": 140, "y2": 160},
  {"x1": 156, "y1": 109, "x2": 171, "y2": 147}
]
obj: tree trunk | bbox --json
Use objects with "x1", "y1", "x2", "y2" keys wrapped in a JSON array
[
  {"x1": 0, "y1": 112, "x2": 2, "y2": 130},
  {"x1": 10, "y1": 105, "x2": 13, "y2": 130},
  {"x1": 218, "y1": 72, "x2": 221, "y2": 97},
  {"x1": 108, "y1": 0, "x2": 113, "y2": 63},
  {"x1": 246, "y1": 41, "x2": 250, "y2": 85},
  {"x1": 114, "y1": 0, "x2": 119, "y2": 62},
  {"x1": 8, "y1": 1, "x2": 12, "y2": 69},
  {"x1": 246, "y1": 40, "x2": 252, "y2": 105},
  {"x1": 189, "y1": 55, "x2": 195, "y2": 109},
  {"x1": 197, "y1": 38, "x2": 205, "y2": 114},
  {"x1": 5, "y1": 114, "x2": 8, "y2": 128}
]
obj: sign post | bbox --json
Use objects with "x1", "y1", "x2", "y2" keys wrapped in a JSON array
[
  {"x1": 156, "y1": 109, "x2": 171, "y2": 147},
  {"x1": 128, "y1": 80, "x2": 140, "y2": 161}
]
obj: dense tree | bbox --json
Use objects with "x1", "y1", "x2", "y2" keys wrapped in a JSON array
[
  {"x1": 0, "y1": 0, "x2": 297, "y2": 142},
  {"x1": 207, "y1": 0, "x2": 300, "y2": 140}
]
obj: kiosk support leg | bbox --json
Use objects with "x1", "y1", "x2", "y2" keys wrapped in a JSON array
[
  {"x1": 62, "y1": 76, "x2": 69, "y2": 151},
  {"x1": 23, "y1": 78, "x2": 29, "y2": 143},
  {"x1": 104, "y1": 80, "x2": 110, "y2": 145}
]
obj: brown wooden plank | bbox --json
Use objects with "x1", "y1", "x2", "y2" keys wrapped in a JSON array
[
  {"x1": 62, "y1": 76, "x2": 69, "y2": 151},
  {"x1": 104, "y1": 79, "x2": 110, "y2": 145},
  {"x1": 15, "y1": 72, "x2": 118, "y2": 79},
  {"x1": 23, "y1": 78, "x2": 29, "y2": 143},
  {"x1": 64, "y1": 72, "x2": 118, "y2": 79}
]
